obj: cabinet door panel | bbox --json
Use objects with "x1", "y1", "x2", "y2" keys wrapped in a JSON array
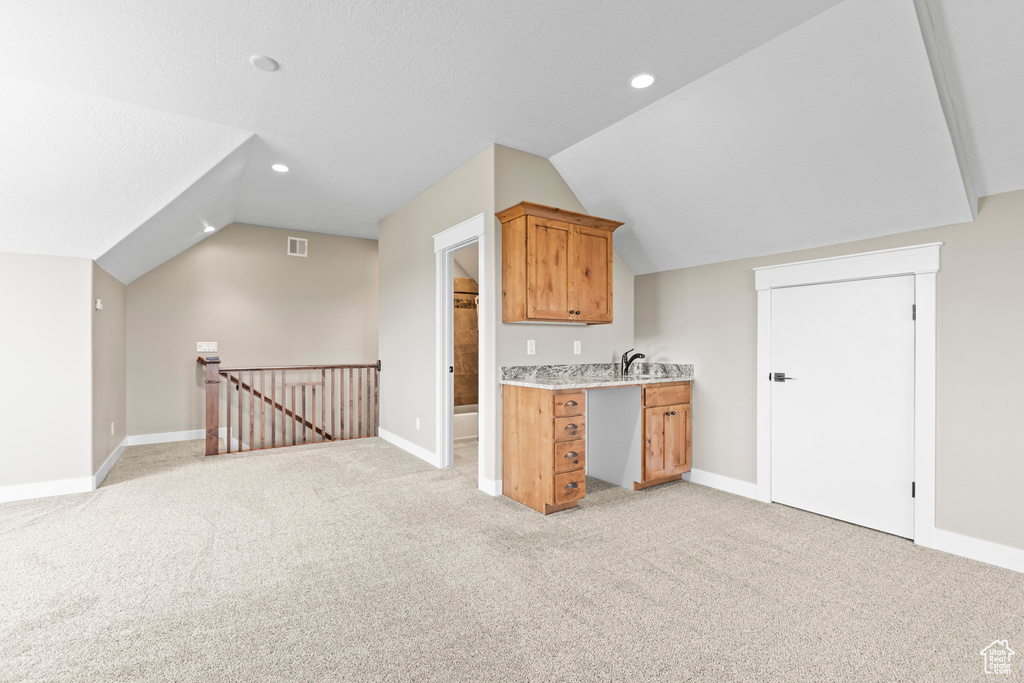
[
  {"x1": 665, "y1": 403, "x2": 691, "y2": 476},
  {"x1": 644, "y1": 407, "x2": 666, "y2": 480},
  {"x1": 526, "y1": 217, "x2": 574, "y2": 321},
  {"x1": 574, "y1": 226, "x2": 613, "y2": 323}
]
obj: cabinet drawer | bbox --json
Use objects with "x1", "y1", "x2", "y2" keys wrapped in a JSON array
[
  {"x1": 554, "y1": 469, "x2": 586, "y2": 504},
  {"x1": 554, "y1": 392, "x2": 585, "y2": 417},
  {"x1": 554, "y1": 416, "x2": 585, "y2": 441},
  {"x1": 644, "y1": 382, "x2": 691, "y2": 407},
  {"x1": 554, "y1": 440, "x2": 585, "y2": 473}
]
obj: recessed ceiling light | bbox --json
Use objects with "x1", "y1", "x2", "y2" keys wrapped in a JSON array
[
  {"x1": 630, "y1": 73, "x2": 656, "y2": 89},
  {"x1": 271, "y1": 163, "x2": 290, "y2": 173},
  {"x1": 203, "y1": 224, "x2": 216, "y2": 233},
  {"x1": 249, "y1": 55, "x2": 279, "y2": 72}
]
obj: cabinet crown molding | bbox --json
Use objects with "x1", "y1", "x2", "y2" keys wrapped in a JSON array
[{"x1": 496, "y1": 201, "x2": 623, "y2": 232}]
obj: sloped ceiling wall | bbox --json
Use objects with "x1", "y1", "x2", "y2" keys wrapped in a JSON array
[{"x1": 551, "y1": 0, "x2": 975, "y2": 275}]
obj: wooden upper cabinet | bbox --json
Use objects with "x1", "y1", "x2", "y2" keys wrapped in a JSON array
[{"x1": 498, "y1": 202, "x2": 621, "y2": 324}]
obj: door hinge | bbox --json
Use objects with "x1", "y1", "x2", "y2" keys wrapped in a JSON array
[
  {"x1": 377, "y1": 360, "x2": 382, "y2": 371},
  {"x1": 912, "y1": 481, "x2": 916, "y2": 498},
  {"x1": 912, "y1": 304, "x2": 916, "y2": 321}
]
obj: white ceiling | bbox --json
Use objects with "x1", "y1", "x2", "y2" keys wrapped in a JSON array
[
  {"x1": 0, "y1": 0, "x2": 1020, "y2": 280},
  {"x1": 551, "y1": 0, "x2": 976, "y2": 274}
]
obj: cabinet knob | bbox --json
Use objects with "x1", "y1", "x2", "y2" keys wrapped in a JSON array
[{"x1": 575, "y1": 310, "x2": 581, "y2": 315}]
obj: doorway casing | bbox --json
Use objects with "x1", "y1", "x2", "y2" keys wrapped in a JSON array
[
  {"x1": 754, "y1": 242, "x2": 941, "y2": 547},
  {"x1": 433, "y1": 213, "x2": 498, "y2": 494}
]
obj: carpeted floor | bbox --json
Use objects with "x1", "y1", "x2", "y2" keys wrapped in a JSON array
[{"x1": 1, "y1": 438, "x2": 1021, "y2": 682}]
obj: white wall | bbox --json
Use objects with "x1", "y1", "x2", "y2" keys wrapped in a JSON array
[{"x1": 0, "y1": 254, "x2": 94, "y2": 488}]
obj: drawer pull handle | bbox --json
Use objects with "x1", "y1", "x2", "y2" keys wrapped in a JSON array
[
  {"x1": 564, "y1": 400, "x2": 578, "y2": 407},
  {"x1": 564, "y1": 451, "x2": 578, "y2": 458},
  {"x1": 564, "y1": 423, "x2": 578, "y2": 430},
  {"x1": 564, "y1": 482, "x2": 579, "y2": 489}
]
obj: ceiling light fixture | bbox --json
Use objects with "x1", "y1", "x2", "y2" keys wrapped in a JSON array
[
  {"x1": 271, "y1": 163, "x2": 290, "y2": 173},
  {"x1": 249, "y1": 55, "x2": 279, "y2": 72},
  {"x1": 630, "y1": 73, "x2": 656, "y2": 89},
  {"x1": 203, "y1": 224, "x2": 216, "y2": 233}
]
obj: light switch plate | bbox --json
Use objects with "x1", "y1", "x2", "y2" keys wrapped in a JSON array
[
  {"x1": 197, "y1": 342, "x2": 218, "y2": 353},
  {"x1": 94, "y1": 299, "x2": 104, "y2": 310},
  {"x1": 573, "y1": 340, "x2": 582, "y2": 355},
  {"x1": 526, "y1": 340, "x2": 536, "y2": 355}
]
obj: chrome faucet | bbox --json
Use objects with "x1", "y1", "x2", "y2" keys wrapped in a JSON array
[{"x1": 621, "y1": 348, "x2": 645, "y2": 376}]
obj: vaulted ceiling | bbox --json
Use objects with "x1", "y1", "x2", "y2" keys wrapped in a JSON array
[{"x1": 0, "y1": 0, "x2": 1019, "y2": 281}]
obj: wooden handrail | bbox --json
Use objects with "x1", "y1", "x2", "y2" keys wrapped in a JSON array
[{"x1": 197, "y1": 356, "x2": 380, "y2": 457}]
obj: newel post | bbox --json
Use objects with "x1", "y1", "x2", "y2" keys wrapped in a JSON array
[{"x1": 204, "y1": 356, "x2": 221, "y2": 456}]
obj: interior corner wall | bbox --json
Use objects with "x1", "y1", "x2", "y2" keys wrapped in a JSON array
[
  {"x1": 125, "y1": 223, "x2": 378, "y2": 436},
  {"x1": 634, "y1": 187, "x2": 1024, "y2": 552},
  {"x1": 492, "y1": 144, "x2": 635, "y2": 483},
  {"x1": 0, "y1": 253, "x2": 93, "y2": 488},
  {"x1": 377, "y1": 146, "x2": 495, "y2": 455},
  {"x1": 92, "y1": 262, "x2": 126, "y2": 473}
]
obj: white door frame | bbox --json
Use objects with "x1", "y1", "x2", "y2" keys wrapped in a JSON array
[
  {"x1": 433, "y1": 213, "x2": 493, "y2": 492},
  {"x1": 754, "y1": 242, "x2": 941, "y2": 547}
]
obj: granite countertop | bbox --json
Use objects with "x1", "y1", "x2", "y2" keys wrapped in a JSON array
[{"x1": 500, "y1": 362, "x2": 694, "y2": 390}]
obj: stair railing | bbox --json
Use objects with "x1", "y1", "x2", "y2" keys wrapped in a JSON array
[{"x1": 198, "y1": 357, "x2": 380, "y2": 456}]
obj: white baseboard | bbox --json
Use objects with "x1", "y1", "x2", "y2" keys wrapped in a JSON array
[
  {"x1": 682, "y1": 468, "x2": 759, "y2": 500},
  {"x1": 0, "y1": 476, "x2": 93, "y2": 504},
  {"x1": 479, "y1": 476, "x2": 502, "y2": 496},
  {"x1": 93, "y1": 438, "x2": 128, "y2": 489},
  {"x1": 931, "y1": 529, "x2": 1024, "y2": 574},
  {"x1": 378, "y1": 428, "x2": 441, "y2": 468},
  {"x1": 126, "y1": 429, "x2": 205, "y2": 445}
]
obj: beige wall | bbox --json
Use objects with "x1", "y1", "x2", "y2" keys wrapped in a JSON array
[
  {"x1": 0, "y1": 254, "x2": 93, "y2": 487},
  {"x1": 635, "y1": 187, "x2": 1024, "y2": 551},
  {"x1": 494, "y1": 144, "x2": 635, "y2": 367},
  {"x1": 377, "y1": 146, "x2": 495, "y2": 453},
  {"x1": 92, "y1": 263, "x2": 126, "y2": 473},
  {"x1": 126, "y1": 223, "x2": 378, "y2": 435}
]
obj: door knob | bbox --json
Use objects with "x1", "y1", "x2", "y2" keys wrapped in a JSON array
[{"x1": 771, "y1": 372, "x2": 797, "y2": 382}]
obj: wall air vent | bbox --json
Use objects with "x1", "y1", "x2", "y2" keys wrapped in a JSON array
[{"x1": 287, "y1": 236, "x2": 308, "y2": 257}]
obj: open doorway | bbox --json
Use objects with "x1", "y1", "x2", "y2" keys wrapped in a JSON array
[{"x1": 451, "y1": 243, "x2": 479, "y2": 470}]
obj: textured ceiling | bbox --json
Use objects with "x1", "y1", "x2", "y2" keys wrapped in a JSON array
[
  {"x1": 0, "y1": 0, "x2": 1019, "y2": 280},
  {"x1": 0, "y1": 0, "x2": 843, "y2": 256},
  {"x1": 552, "y1": 0, "x2": 976, "y2": 274}
]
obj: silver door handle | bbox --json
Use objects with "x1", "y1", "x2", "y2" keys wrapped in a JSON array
[{"x1": 771, "y1": 372, "x2": 797, "y2": 382}]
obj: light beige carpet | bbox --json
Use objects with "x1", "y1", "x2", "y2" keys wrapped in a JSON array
[{"x1": 1, "y1": 438, "x2": 1021, "y2": 682}]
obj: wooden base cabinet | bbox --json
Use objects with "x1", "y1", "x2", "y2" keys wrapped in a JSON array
[
  {"x1": 635, "y1": 382, "x2": 692, "y2": 490},
  {"x1": 503, "y1": 385, "x2": 587, "y2": 514}
]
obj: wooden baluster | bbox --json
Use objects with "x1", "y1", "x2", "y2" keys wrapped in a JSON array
[
  {"x1": 321, "y1": 369, "x2": 326, "y2": 441},
  {"x1": 374, "y1": 367, "x2": 379, "y2": 437},
  {"x1": 204, "y1": 357, "x2": 221, "y2": 456},
  {"x1": 349, "y1": 368, "x2": 354, "y2": 440},
  {"x1": 249, "y1": 371, "x2": 255, "y2": 451},
  {"x1": 238, "y1": 373, "x2": 242, "y2": 452},
  {"x1": 358, "y1": 367, "x2": 364, "y2": 438},
  {"x1": 260, "y1": 371, "x2": 265, "y2": 450},
  {"x1": 226, "y1": 374, "x2": 232, "y2": 453},
  {"x1": 339, "y1": 370, "x2": 346, "y2": 440},
  {"x1": 291, "y1": 386, "x2": 297, "y2": 446},
  {"x1": 331, "y1": 368, "x2": 336, "y2": 441},
  {"x1": 302, "y1": 385, "x2": 307, "y2": 443},
  {"x1": 274, "y1": 370, "x2": 280, "y2": 449},
  {"x1": 312, "y1": 386, "x2": 317, "y2": 442}
]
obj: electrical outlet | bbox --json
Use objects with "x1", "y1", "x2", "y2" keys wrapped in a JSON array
[
  {"x1": 416, "y1": 417, "x2": 421, "y2": 430},
  {"x1": 197, "y1": 342, "x2": 218, "y2": 353},
  {"x1": 527, "y1": 339, "x2": 536, "y2": 355},
  {"x1": 573, "y1": 340, "x2": 582, "y2": 355},
  {"x1": 94, "y1": 299, "x2": 104, "y2": 311},
  {"x1": 110, "y1": 421, "x2": 115, "y2": 436}
]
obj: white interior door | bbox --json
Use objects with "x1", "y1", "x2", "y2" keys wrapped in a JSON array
[{"x1": 771, "y1": 275, "x2": 915, "y2": 538}]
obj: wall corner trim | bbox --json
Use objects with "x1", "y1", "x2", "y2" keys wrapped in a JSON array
[
  {"x1": 378, "y1": 428, "x2": 441, "y2": 468},
  {"x1": 93, "y1": 438, "x2": 128, "y2": 489},
  {"x1": 931, "y1": 529, "x2": 1024, "y2": 574},
  {"x1": 479, "y1": 476, "x2": 502, "y2": 497},
  {"x1": 683, "y1": 469, "x2": 759, "y2": 500}
]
